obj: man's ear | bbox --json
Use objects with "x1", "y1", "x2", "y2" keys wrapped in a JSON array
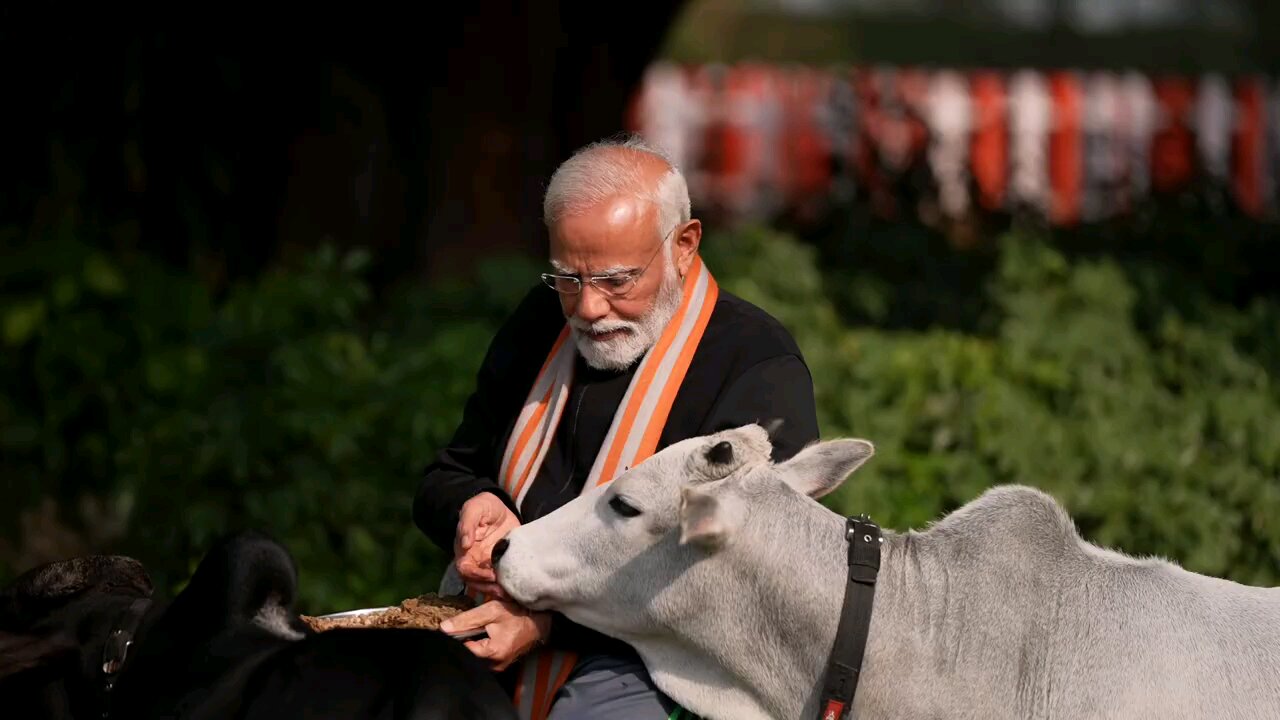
[
  {"x1": 776, "y1": 439, "x2": 875, "y2": 499},
  {"x1": 674, "y1": 219, "x2": 701, "y2": 279},
  {"x1": 679, "y1": 484, "x2": 745, "y2": 551},
  {"x1": 0, "y1": 630, "x2": 74, "y2": 680}
]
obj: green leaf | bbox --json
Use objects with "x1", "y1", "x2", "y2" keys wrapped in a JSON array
[
  {"x1": 342, "y1": 248, "x2": 372, "y2": 274},
  {"x1": 52, "y1": 276, "x2": 80, "y2": 308},
  {"x1": 3, "y1": 298, "x2": 47, "y2": 346},
  {"x1": 84, "y1": 253, "x2": 126, "y2": 296}
]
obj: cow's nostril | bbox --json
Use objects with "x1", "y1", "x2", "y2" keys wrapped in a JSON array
[
  {"x1": 491, "y1": 539, "x2": 510, "y2": 565},
  {"x1": 707, "y1": 440, "x2": 733, "y2": 464}
]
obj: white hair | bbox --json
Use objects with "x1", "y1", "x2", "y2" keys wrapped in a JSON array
[{"x1": 543, "y1": 135, "x2": 691, "y2": 250}]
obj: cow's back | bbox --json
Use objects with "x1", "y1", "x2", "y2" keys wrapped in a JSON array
[
  {"x1": 1046, "y1": 533, "x2": 1280, "y2": 719},
  {"x1": 904, "y1": 485, "x2": 1280, "y2": 719}
]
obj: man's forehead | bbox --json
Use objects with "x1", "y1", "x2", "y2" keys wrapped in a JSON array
[
  {"x1": 600, "y1": 198, "x2": 648, "y2": 227},
  {"x1": 550, "y1": 200, "x2": 656, "y2": 258}
]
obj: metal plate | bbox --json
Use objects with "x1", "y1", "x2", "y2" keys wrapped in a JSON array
[{"x1": 317, "y1": 607, "x2": 392, "y2": 619}]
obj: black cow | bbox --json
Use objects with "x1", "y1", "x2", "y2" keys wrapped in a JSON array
[{"x1": 0, "y1": 531, "x2": 518, "y2": 720}]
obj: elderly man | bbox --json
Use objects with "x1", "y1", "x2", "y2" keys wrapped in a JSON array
[{"x1": 413, "y1": 135, "x2": 819, "y2": 720}]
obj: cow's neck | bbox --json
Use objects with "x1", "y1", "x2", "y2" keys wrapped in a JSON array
[
  {"x1": 649, "y1": 499, "x2": 1051, "y2": 720},
  {"x1": 664, "y1": 499, "x2": 898, "y2": 720},
  {"x1": 823, "y1": 529, "x2": 948, "y2": 719},
  {"x1": 816, "y1": 519, "x2": 1056, "y2": 720},
  {"x1": 792, "y1": 507, "x2": 905, "y2": 719},
  {"x1": 771, "y1": 503, "x2": 1017, "y2": 720},
  {"x1": 647, "y1": 498, "x2": 865, "y2": 720}
]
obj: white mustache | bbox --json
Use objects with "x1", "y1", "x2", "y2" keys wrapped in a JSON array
[{"x1": 569, "y1": 318, "x2": 637, "y2": 336}]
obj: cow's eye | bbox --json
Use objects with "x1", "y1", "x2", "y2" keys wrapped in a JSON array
[{"x1": 609, "y1": 495, "x2": 642, "y2": 518}]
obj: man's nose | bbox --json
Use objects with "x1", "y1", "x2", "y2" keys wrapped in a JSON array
[
  {"x1": 491, "y1": 538, "x2": 510, "y2": 566},
  {"x1": 574, "y1": 285, "x2": 610, "y2": 322}
]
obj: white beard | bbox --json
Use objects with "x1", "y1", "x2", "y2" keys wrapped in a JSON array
[{"x1": 569, "y1": 261, "x2": 684, "y2": 372}]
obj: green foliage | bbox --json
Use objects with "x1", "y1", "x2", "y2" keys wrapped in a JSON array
[
  {"x1": 703, "y1": 225, "x2": 1280, "y2": 586},
  {"x1": 3, "y1": 219, "x2": 1277, "y2": 612},
  {"x1": 0, "y1": 232, "x2": 542, "y2": 611}
]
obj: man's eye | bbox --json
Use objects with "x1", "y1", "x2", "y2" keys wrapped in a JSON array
[
  {"x1": 609, "y1": 496, "x2": 642, "y2": 518},
  {"x1": 601, "y1": 276, "x2": 632, "y2": 290}
]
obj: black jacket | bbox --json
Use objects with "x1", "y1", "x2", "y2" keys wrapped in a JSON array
[{"x1": 413, "y1": 280, "x2": 820, "y2": 654}]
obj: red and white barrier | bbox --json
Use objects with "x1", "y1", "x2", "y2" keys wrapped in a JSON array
[{"x1": 625, "y1": 62, "x2": 1279, "y2": 225}]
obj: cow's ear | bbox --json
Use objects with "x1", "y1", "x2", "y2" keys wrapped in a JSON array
[
  {"x1": 776, "y1": 439, "x2": 874, "y2": 499},
  {"x1": 679, "y1": 485, "x2": 745, "y2": 551},
  {"x1": 0, "y1": 630, "x2": 74, "y2": 680}
]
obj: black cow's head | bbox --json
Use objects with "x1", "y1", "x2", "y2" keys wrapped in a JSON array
[
  {"x1": 0, "y1": 554, "x2": 154, "y2": 719},
  {"x1": 107, "y1": 530, "x2": 315, "y2": 718},
  {"x1": 0, "y1": 530, "x2": 312, "y2": 719}
]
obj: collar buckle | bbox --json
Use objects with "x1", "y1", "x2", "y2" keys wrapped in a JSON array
[{"x1": 101, "y1": 629, "x2": 133, "y2": 677}]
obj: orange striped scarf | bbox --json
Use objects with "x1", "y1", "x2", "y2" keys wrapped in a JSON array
[{"x1": 479, "y1": 254, "x2": 718, "y2": 720}]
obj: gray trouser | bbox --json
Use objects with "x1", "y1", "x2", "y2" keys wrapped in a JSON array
[{"x1": 546, "y1": 653, "x2": 698, "y2": 720}]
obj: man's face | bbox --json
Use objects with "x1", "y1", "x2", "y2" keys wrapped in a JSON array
[{"x1": 548, "y1": 196, "x2": 686, "y2": 371}]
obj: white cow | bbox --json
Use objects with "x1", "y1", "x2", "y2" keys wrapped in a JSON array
[{"x1": 496, "y1": 424, "x2": 1280, "y2": 720}]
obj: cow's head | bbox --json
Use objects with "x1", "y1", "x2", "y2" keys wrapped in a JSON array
[
  {"x1": 496, "y1": 424, "x2": 874, "y2": 642},
  {"x1": 0, "y1": 554, "x2": 154, "y2": 718},
  {"x1": 108, "y1": 530, "x2": 313, "y2": 718},
  {"x1": 0, "y1": 530, "x2": 312, "y2": 719}
]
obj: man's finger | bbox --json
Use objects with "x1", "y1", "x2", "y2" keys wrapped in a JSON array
[
  {"x1": 440, "y1": 600, "x2": 504, "y2": 634},
  {"x1": 473, "y1": 520, "x2": 517, "y2": 562},
  {"x1": 458, "y1": 566, "x2": 496, "y2": 584},
  {"x1": 470, "y1": 515, "x2": 496, "y2": 546},
  {"x1": 464, "y1": 531, "x2": 507, "y2": 575},
  {"x1": 463, "y1": 637, "x2": 494, "y2": 658},
  {"x1": 456, "y1": 555, "x2": 497, "y2": 584},
  {"x1": 458, "y1": 546, "x2": 496, "y2": 572},
  {"x1": 467, "y1": 581, "x2": 509, "y2": 600},
  {"x1": 457, "y1": 501, "x2": 495, "y2": 550},
  {"x1": 486, "y1": 637, "x2": 518, "y2": 672},
  {"x1": 470, "y1": 539, "x2": 498, "y2": 570}
]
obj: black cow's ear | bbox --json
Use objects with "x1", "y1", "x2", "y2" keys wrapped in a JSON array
[{"x1": 0, "y1": 630, "x2": 74, "y2": 679}]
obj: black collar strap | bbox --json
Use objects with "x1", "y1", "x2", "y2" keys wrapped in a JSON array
[{"x1": 817, "y1": 514, "x2": 882, "y2": 720}]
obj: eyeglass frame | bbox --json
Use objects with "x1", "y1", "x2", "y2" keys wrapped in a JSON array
[{"x1": 540, "y1": 224, "x2": 680, "y2": 298}]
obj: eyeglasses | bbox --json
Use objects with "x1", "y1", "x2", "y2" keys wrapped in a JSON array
[{"x1": 541, "y1": 226, "x2": 676, "y2": 298}]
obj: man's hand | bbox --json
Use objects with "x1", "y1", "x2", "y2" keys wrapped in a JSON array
[
  {"x1": 441, "y1": 599, "x2": 552, "y2": 672},
  {"x1": 455, "y1": 492, "x2": 520, "y2": 598}
]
